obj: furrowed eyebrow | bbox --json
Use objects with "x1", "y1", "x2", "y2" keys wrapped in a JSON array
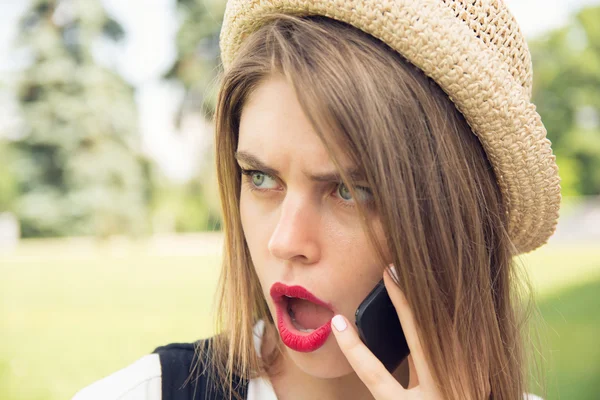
[
  {"x1": 305, "y1": 167, "x2": 366, "y2": 183},
  {"x1": 234, "y1": 151, "x2": 281, "y2": 177},
  {"x1": 234, "y1": 151, "x2": 366, "y2": 183}
]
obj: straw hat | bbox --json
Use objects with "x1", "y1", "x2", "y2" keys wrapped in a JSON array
[{"x1": 219, "y1": 0, "x2": 561, "y2": 254}]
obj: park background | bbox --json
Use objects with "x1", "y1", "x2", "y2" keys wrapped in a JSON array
[{"x1": 0, "y1": 0, "x2": 599, "y2": 399}]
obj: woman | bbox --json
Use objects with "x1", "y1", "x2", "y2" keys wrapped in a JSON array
[{"x1": 73, "y1": 1, "x2": 560, "y2": 399}]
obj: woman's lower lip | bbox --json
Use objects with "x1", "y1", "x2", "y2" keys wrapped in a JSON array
[{"x1": 275, "y1": 301, "x2": 332, "y2": 352}]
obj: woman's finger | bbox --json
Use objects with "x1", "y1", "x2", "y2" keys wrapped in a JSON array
[
  {"x1": 383, "y1": 266, "x2": 435, "y2": 387},
  {"x1": 331, "y1": 314, "x2": 406, "y2": 399}
]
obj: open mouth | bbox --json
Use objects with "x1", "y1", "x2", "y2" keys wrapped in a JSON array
[
  {"x1": 270, "y1": 282, "x2": 335, "y2": 352},
  {"x1": 283, "y1": 295, "x2": 334, "y2": 333}
]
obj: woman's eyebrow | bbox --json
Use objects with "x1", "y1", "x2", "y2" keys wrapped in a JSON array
[
  {"x1": 234, "y1": 150, "x2": 366, "y2": 183},
  {"x1": 235, "y1": 151, "x2": 280, "y2": 177},
  {"x1": 306, "y1": 168, "x2": 366, "y2": 183}
]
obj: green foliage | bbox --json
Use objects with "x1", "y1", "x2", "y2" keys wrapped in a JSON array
[
  {"x1": 0, "y1": 140, "x2": 18, "y2": 212},
  {"x1": 530, "y1": 6, "x2": 600, "y2": 196},
  {"x1": 156, "y1": 0, "x2": 228, "y2": 233},
  {"x1": 151, "y1": 175, "x2": 222, "y2": 233},
  {"x1": 12, "y1": 0, "x2": 150, "y2": 237},
  {"x1": 164, "y1": 0, "x2": 225, "y2": 123}
]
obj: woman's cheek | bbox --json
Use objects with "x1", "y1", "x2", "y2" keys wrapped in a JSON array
[{"x1": 322, "y1": 216, "x2": 365, "y2": 259}]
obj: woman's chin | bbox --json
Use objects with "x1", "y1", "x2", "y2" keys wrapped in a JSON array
[{"x1": 285, "y1": 337, "x2": 355, "y2": 379}]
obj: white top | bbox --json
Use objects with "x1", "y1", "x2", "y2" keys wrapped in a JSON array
[{"x1": 72, "y1": 320, "x2": 542, "y2": 400}]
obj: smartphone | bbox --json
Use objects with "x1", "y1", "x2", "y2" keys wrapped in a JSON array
[{"x1": 355, "y1": 279, "x2": 410, "y2": 372}]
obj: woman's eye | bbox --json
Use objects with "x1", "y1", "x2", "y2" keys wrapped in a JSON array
[
  {"x1": 242, "y1": 169, "x2": 278, "y2": 190},
  {"x1": 337, "y1": 183, "x2": 372, "y2": 203},
  {"x1": 338, "y1": 183, "x2": 352, "y2": 200},
  {"x1": 252, "y1": 172, "x2": 266, "y2": 186}
]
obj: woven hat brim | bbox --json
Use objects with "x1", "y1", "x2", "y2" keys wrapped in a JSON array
[{"x1": 219, "y1": 0, "x2": 561, "y2": 254}]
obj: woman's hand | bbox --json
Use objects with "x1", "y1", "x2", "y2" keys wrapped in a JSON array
[{"x1": 331, "y1": 267, "x2": 444, "y2": 399}]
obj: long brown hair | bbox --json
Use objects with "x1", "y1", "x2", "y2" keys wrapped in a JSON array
[{"x1": 202, "y1": 14, "x2": 544, "y2": 400}]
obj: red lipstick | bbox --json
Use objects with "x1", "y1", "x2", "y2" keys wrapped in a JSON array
[{"x1": 270, "y1": 282, "x2": 334, "y2": 352}]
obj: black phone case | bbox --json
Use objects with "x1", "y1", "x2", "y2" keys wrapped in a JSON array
[{"x1": 355, "y1": 279, "x2": 410, "y2": 372}]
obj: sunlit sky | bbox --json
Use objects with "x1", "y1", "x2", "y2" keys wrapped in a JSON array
[{"x1": 1, "y1": 0, "x2": 599, "y2": 181}]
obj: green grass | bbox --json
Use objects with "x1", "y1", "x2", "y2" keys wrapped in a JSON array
[
  {"x1": 1, "y1": 237, "x2": 599, "y2": 400},
  {"x1": 534, "y1": 278, "x2": 600, "y2": 400},
  {"x1": 1, "y1": 237, "x2": 221, "y2": 400}
]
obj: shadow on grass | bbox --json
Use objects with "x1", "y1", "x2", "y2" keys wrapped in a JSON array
[{"x1": 535, "y1": 277, "x2": 600, "y2": 400}]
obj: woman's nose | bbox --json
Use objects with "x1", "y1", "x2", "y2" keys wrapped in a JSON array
[{"x1": 267, "y1": 195, "x2": 321, "y2": 264}]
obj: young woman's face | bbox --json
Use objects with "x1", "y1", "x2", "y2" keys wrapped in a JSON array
[{"x1": 237, "y1": 74, "x2": 389, "y2": 378}]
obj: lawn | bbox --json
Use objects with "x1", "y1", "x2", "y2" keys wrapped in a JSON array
[
  {"x1": 534, "y1": 278, "x2": 600, "y2": 399},
  {"x1": 1, "y1": 235, "x2": 599, "y2": 400}
]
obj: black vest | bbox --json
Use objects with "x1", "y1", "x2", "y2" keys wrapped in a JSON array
[{"x1": 153, "y1": 339, "x2": 249, "y2": 400}]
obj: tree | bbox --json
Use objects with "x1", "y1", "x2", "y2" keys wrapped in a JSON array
[
  {"x1": 154, "y1": 0, "x2": 225, "y2": 232},
  {"x1": 0, "y1": 139, "x2": 18, "y2": 213},
  {"x1": 530, "y1": 5, "x2": 600, "y2": 196},
  {"x1": 12, "y1": 0, "x2": 150, "y2": 237},
  {"x1": 165, "y1": 0, "x2": 225, "y2": 123}
]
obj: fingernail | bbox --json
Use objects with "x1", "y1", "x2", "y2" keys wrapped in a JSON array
[{"x1": 332, "y1": 315, "x2": 347, "y2": 332}]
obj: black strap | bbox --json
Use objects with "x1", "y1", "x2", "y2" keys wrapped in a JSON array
[{"x1": 153, "y1": 339, "x2": 249, "y2": 400}]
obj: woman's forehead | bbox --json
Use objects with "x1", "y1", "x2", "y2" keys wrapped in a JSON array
[{"x1": 238, "y1": 76, "x2": 356, "y2": 179}]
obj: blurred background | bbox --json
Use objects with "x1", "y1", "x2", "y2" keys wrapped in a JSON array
[{"x1": 0, "y1": 0, "x2": 599, "y2": 399}]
